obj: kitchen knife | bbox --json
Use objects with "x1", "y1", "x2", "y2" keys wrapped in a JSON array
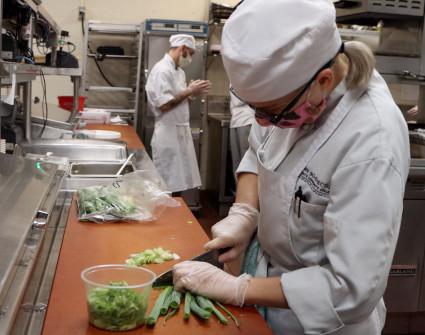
[{"x1": 152, "y1": 249, "x2": 224, "y2": 287}]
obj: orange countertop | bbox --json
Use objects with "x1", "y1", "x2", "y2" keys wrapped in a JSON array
[
  {"x1": 41, "y1": 199, "x2": 272, "y2": 335},
  {"x1": 84, "y1": 124, "x2": 144, "y2": 150}
]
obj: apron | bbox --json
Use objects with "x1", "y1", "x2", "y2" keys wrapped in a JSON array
[
  {"x1": 151, "y1": 120, "x2": 201, "y2": 193},
  {"x1": 255, "y1": 85, "x2": 386, "y2": 335}
]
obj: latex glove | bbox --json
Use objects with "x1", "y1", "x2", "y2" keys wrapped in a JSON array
[
  {"x1": 407, "y1": 105, "x2": 418, "y2": 117},
  {"x1": 173, "y1": 261, "x2": 252, "y2": 306},
  {"x1": 188, "y1": 79, "x2": 212, "y2": 96},
  {"x1": 205, "y1": 203, "x2": 259, "y2": 263}
]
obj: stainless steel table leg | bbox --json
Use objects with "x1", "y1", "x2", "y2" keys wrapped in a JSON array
[
  {"x1": 23, "y1": 82, "x2": 32, "y2": 141},
  {"x1": 67, "y1": 76, "x2": 81, "y2": 123}
]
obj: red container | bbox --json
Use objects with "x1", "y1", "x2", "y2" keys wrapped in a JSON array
[{"x1": 58, "y1": 96, "x2": 86, "y2": 112}]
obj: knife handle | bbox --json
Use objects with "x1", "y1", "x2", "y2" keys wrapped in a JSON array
[{"x1": 218, "y1": 247, "x2": 231, "y2": 255}]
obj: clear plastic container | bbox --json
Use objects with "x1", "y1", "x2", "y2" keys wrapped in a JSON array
[{"x1": 81, "y1": 264, "x2": 156, "y2": 331}]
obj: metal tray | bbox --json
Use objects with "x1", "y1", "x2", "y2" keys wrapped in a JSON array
[{"x1": 69, "y1": 161, "x2": 135, "y2": 178}]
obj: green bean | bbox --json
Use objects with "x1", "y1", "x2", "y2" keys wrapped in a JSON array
[
  {"x1": 183, "y1": 292, "x2": 192, "y2": 320},
  {"x1": 196, "y1": 297, "x2": 228, "y2": 325},
  {"x1": 160, "y1": 293, "x2": 173, "y2": 315},
  {"x1": 163, "y1": 308, "x2": 178, "y2": 326},
  {"x1": 190, "y1": 299, "x2": 211, "y2": 320},
  {"x1": 146, "y1": 286, "x2": 173, "y2": 326},
  {"x1": 215, "y1": 301, "x2": 240, "y2": 327},
  {"x1": 195, "y1": 295, "x2": 213, "y2": 312},
  {"x1": 169, "y1": 290, "x2": 182, "y2": 309}
]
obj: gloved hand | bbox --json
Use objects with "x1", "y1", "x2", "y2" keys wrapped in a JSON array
[
  {"x1": 407, "y1": 105, "x2": 418, "y2": 117},
  {"x1": 173, "y1": 261, "x2": 252, "y2": 306},
  {"x1": 205, "y1": 203, "x2": 259, "y2": 263},
  {"x1": 188, "y1": 79, "x2": 212, "y2": 96}
]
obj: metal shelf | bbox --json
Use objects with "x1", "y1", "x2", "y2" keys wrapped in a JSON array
[
  {"x1": 0, "y1": 61, "x2": 82, "y2": 84},
  {"x1": 83, "y1": 21, "x2": 143, "y2": 129},
  {"x1": 87, "y1": 86, "x2": 133, "y2": 93},
  {"x1": 375, "y1": 55, "x2": 421, "y2": 78},
  {"x1": 88, "y1": 53, "x2": 137, "y2": 59},
  {"x1": 88, "y1": 22, "x2": 140, "y2": 34},
  {"x1": 85, "y1": 107, "x2": 136, "y2": 114},
  {"x1": 21, "y1": 0, "x2": 61, "y2": 34}
]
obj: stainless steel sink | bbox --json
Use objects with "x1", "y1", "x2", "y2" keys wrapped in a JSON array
[
  {"x1": 69, "y1": 162, "x2": 135, "y2": 177},
  {"x1": 20, "y1": 139, "x2": 128, "y2": 161}
]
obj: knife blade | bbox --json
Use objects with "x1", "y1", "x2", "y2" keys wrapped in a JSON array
[{"x1": 152, "y1": 249, "x2": 223, "y2": 287}]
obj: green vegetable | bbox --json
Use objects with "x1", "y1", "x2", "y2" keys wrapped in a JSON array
[
  {"x1": 86, "y1": 281, "x2": 147, "y2": 331},
  {"x1": 163, "y1": 308, "x2": 178, "y2": 325},
  {"x1": 190, "y1": 299, "x2": 211, "y2": 320},
  {"x1": 126, "y1": 247, "x2": 174, "y2": 266},
  {"x1": 195, "y1": 295, "x2": 213, "y2": 312},
  {"x1": 196, "y1": 296, "x2": 228, "y2": 325},
  {"x1": 183, "y1": 292, "x2": 192, "y2": 320},
  {"x1": 215, "y1": 301, "x2": 240, "y2": 327},
  {"x1": 146, "y1": 286, "x2": 173, "y2": 327},
  {"x1": 160, "y1": 293, "x2": 173, "y2": 315},
  {"x1": 77, "y1": 185, "x2": 137, "y2": 220},
  {"x1": 144, "y1": 287, "x2": 239, "y2": 327},
  {"x1": 169, "y1": 290, "x2": 182, "y2": 309}
]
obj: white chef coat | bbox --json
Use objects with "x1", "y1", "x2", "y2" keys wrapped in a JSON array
[
  {"x1": 229, "y1": 91, "x2": 256, "y2": 175},
  {"x1": 145, "y1": 54, "x2": 201, "y2": 193},
  {"x1": 237, "y1": 70, "x2": 410, "y2": 334},
  {"x1": 229, "y1": 91, "x2": 255, "y2": 128}
]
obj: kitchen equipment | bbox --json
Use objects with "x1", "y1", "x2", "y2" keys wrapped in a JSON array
[
  {"x1": 73, "y1": 129, "x2": 121, "y2": 139},
  {"x1": 70, "y1": 161, "x2": 135, "y2": 178},
  {"x1": 334, "y1": 0, "x2": 425, "y2": 18},
  {"x1": 384, "y1": 159, "x2": 425, "y2": 313},
  {"x1": 20, "y1": 139, "x2": 128, "y2": 162},
  {"x1": 81, "y1": 264, "x2": 156, "y2": 331},
  {"x1": 209, "y1": 2, "x2": 235, "y2": 23},
  {"x1": 153, "y1": 249, "x2": 223, "y2": 286},
  {"x1": 0, "y1": 153, "x2": 65, "y2": 334},
  {"x1": 206, "y1": 113, "x2": 235, "y2": 217},
  {"x1": 115, "y1": 152, "x2": 135, "y2": 176},
  {"x1": 335, "y1": 0, "x2": 425, "y2": 124},
  {"x1": 82, "y1": 21, "x2": 143, "y2": 125}
]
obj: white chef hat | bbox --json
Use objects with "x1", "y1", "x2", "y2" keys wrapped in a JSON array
[
  {"x1": 222, "y1": 0, "x2": 342, "y2": 102},
  {"x1": 169, "y1": 34, "x2": 196, "y2": 50}
]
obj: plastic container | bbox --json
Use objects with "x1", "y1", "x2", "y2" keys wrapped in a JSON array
[
  {"x1": 74, "y1": 129, "x2": 121, "y2": 139},
  {"x1": 58, "y1": 95, "x2": 86, "y2": 112},
  {"x1": 81, "y1": 265, "x2": 156, "y2": 331},
  {"x1": 79, "y1": 110, "x2": 111, "y2": 124}
]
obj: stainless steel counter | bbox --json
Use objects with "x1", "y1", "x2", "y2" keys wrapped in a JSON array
[
  {"x1": 0, "y1": 154, "x2": 64, "y2": 334},
  {"x1": 0, "y1": 128, "x2": 163, "y2": 334}
]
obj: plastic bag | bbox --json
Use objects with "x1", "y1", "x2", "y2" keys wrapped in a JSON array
[{"x1": 77, "y1": 170, "x2": 180, "y2": 222}]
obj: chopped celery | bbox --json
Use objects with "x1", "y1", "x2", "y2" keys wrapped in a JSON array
[
  {"x1": 86, "y1": 281, "x2": 147, "y2": 331},
  {"x1": 126, "y1": 247, "x2": 174, "y2": 266}
]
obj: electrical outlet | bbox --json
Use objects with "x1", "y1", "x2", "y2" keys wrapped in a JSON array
[{"x1": 78, "y1": 6, "x2": 86, "y2": 19}]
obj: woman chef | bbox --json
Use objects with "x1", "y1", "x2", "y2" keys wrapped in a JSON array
[{"x1": 172, "y1": 0, "x2": 410, "y2": 334}]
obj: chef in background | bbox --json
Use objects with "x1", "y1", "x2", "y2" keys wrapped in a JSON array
[
  {"x1": 229, "y1": 88, "x2": 255, "y2": 177},
  {"x1": 145, "y1": 34, "x2": 211, "y2": 194},
  {"x1": 172, "y1": 0, "x2": 410, "y2": 334}
]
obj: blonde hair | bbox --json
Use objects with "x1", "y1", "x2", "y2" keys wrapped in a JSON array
[{"x1": 343, "y1": 41, "x2": 376, "y2": 90}]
